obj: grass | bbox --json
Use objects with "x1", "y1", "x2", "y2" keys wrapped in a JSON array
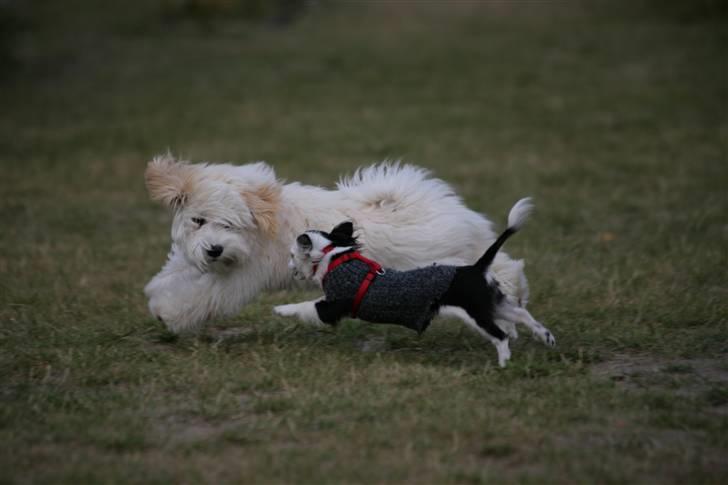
[{"x1": 1, "y1": 1, "x2": 727, "y2": 483}]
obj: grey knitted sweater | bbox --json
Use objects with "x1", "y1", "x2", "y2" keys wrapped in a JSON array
[{"x1": 322, "y1": 257, "x2": 457, "y2": 333}]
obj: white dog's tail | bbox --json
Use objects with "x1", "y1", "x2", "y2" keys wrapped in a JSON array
[{"x1": 474, "y1": 198, "x2": 533, "y2": 273}]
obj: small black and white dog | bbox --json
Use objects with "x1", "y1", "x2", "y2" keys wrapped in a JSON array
[{"x1": 274, "y1": 198, "x2": 555, "y2": 367}]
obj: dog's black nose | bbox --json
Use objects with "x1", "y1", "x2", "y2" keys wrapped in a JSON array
[{"x1": 207, "y1": 245, "x2": 223, "y2": 258}]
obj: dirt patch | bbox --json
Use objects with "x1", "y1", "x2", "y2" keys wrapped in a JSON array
[
  {"x1": 591, "y1": 354, "x2": 728, "y2": 413},
  {"x1": 356, "y1": 335, "x2": 391, "y2": 353},
  {"x1": 160, "y1": 415, "x2": 243, "y2": 445},
  {"x1": 592, "y1": 354, "x2": 728, "y2": 385},
  {"x1": 205, "y1": 325, "x2": 258, "y2": 346}
]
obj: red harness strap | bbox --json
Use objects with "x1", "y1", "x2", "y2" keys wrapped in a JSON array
[
  {"x1": 311, "y1": 244, "x2": 336, "y2": 275},
  {"x1": 322, "y1": 249, "x2": 383, "y2": 318}
]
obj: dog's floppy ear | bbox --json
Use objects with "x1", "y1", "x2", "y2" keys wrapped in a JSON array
[
  {"x1": 296, "y1": 234, "x2": 313, "y2": 253},
  {"x1": 330, "y1": 221, "x2": 354, "y2": 239},
  {"x1": 241, "y1": 182, "x2": 281, "y2": 237},
  {"x1": 145, "y1": 154, "x2": 194, "y2": 209}
]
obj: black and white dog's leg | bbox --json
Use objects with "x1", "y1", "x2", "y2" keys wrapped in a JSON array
[
  {"x1": 496, "y1": 305, "x2": 555, "y2": 347},
  {"x1": 439, "y1": 306, "x2": 511, "y2": 368},
  {"x1": 496, "y1": 318, "x2": 518, "y2": 340},
  {"x1": 274, "y1": 298, "x2": 326, "y2": 327}
]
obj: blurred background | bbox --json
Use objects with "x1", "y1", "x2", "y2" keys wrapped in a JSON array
[
  {"x1": 2, "y1": 0, "x2": 725, "y2": 296},
  {"x1": 3, "y1": 0, "x2": 725, "y2": 180}
]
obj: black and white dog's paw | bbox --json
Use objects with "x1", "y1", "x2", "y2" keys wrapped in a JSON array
[
  {"x1": 543, "y1": 330, "x2": 556, "y2": 347},
  {"x1": 498, "y1": 320, "x2": 519, "y2": 340},
  {"x1": 273, "y1": 301, "x2": 328, "y2": 328},
  {"x1": 530, "y1": 326, "x2": 556, "y2": 348},
  {"x1": 273, "y1": 304, "x2": 298, "y2": 317},
  {"x1": 495, "y1": 339, "x2": 511, "y2": 368}
]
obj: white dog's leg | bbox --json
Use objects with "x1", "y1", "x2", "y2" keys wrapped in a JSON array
[
  {"x1": 145, "y1": 245, "x2": 275, "y2": 333},
  {"x1": 144, "y1": 250, "x2": 216, "y2": 333},
  {"x1": 496, "y1": 306, "x2": 555, "y2": 347},
  {"x1": 439, "y1": 306, "x2": 511, "y2": 368},
  {"x1": 274, "y1": 299, "x2": 326, "y2": 327}
]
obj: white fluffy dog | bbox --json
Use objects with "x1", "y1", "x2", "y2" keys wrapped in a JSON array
[{"x1": 144, "y1": 154, "x2": 530, "y2": 333}]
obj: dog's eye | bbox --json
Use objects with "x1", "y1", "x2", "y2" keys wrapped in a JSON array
[{"x1": 192, "y1": 217, "x2": 206, "y2": 226}]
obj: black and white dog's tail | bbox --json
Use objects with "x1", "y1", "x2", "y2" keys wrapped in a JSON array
[{"x1": 473, "y1": 197, "x2": 533, "y2": 273}]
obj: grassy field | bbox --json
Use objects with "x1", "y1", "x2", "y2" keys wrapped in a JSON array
[{"x1": 1, "y1": 1, "x2": 727, "y2": 483}]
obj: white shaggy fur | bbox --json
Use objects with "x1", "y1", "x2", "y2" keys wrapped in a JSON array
[{"x1": 144, "y1": 154, "x2": 531, "y2": 333}]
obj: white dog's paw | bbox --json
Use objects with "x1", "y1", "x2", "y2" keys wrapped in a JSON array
[{"x1": 273, "y1": 304, "x2": 298, "y2": 317}]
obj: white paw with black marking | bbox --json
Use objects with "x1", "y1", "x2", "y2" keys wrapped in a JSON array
[{"x1": 543, "y1": 330, "x2": 556, "y2": 347}]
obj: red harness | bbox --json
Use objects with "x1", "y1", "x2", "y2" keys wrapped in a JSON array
[{"x1": 316, "y1": 245, "x2": 384, "y2": 318}]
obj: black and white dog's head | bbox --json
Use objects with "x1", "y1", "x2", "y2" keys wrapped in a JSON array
[{"x1": 288, "y1": 222, "x2": 359, "y2": 281}]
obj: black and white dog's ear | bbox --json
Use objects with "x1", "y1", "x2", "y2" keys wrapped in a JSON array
[
  {"x1": 296, "y1": 234, "x2": 313, "y2": 253},
  {"x1": 330, "y1": 221, "x2": 354, "y2": 239}
]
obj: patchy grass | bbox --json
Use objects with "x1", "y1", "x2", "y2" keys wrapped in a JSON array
[{"x1": 1, "y1": 1, "x2": 727, "y2": 483}]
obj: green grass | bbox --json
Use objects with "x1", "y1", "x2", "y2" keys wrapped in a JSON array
[{"x1": 1, "y1": 1, "x2": 727, "y2": 483}]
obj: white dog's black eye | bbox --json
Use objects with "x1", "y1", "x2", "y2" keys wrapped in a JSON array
[{"x1": 192, "y1": 217, "x2": 206, "y2": 226}]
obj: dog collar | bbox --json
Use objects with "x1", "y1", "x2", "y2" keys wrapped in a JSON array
[
  {"x1": 311, "y1": 244, "x2": 336, "y2": 275},
  {"x1": 323, "y1": 250, "x2": 384, "y2": 318}
]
